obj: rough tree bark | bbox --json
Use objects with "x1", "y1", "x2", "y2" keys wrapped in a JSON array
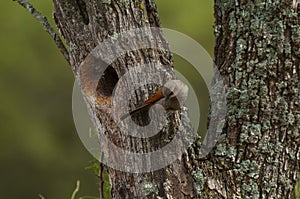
[
  {"x1": 52, "y1": 0, "x2": 197, "y2": 198},
  {"x1": 207, "y1": 0, "x2": 300, "y2": 198},
  {"x1": 53, "y1": 0, "x2": 300, "y2": 198},
  {"x1": 18, "y1": 0, "x2": 299, "y2": 198}
]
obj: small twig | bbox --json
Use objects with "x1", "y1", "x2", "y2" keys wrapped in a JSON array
[
  {"x1": 71, "y1": 180, "x2": 80, "y2": 199},
  {"x1": 14, "y1": 0, "x2": 70, "y2": 64},
  {"x1": 99, "y1": 163, "x2": 105, "y2": 199},
  {"x1": 38, "y1": 194, "x2": 46, "y2": 199}
]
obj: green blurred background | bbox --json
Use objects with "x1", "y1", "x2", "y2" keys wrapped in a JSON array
[{"x1": 0, "y1": 0, "x2": 214, "y2": 198}]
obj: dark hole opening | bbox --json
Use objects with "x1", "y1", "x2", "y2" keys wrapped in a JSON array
[{"x1": 96, "y1": 66, "x2": 119, "y2": 96}]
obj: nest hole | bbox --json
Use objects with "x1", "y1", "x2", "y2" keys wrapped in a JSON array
[{"x1": 96, "y1": 66, "x2": 119, "y2": 96}]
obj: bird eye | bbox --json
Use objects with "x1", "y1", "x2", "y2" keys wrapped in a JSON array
[{"x1": 168, "y1": 91, "x2": 175, "y2": 97}]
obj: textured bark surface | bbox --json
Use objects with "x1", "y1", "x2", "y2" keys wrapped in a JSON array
[
  {"x1": 51, "y1": 0, "x2": 300, "y2": 198},
  {"x1": 52, "y1": 0, "x2": 196, "y2": 198},
  {"x1": 195, "y1": 0, "x2": 300, "y2": 198}
]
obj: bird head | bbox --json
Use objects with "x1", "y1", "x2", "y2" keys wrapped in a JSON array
[{"x1": 162, "y1": 80, "x2": 189, "y2": 104}]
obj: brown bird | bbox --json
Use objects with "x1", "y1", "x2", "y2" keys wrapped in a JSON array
[{"x1": 120, "y1": 80, "x2": 188, "y2": 120}]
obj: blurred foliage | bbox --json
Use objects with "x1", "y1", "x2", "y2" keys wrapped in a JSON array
[
  {"x1": 0, "y1": 0, "x2": 98, "y2": 198},
  {"x1": 1, "y1": 0, "x2": 298, "y2": 198}
]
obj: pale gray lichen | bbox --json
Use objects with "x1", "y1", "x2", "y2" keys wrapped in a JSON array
[
  {"x1": 241, "y1": 179, "x2": 259, "y2": 198},
  {"x1": 234, "y1": 160, "x2": 260, "y2": 180},
  {"x1": 120, "y1": 0, "x2": 130, "y2": 5},
  {"x1": 240, "y1": 123, "x2": 250, "y2": 142},
  {"x1": 279, "y1": 174, "x2": 293, "y2": 190},
  {"x1": 287, "y1": 113, "x2": 295, "y2": 125},
  {"x1": 215, "y1": 144, "x2": 237, "y2": 162},
  {"x1": 141, "y1": 181, "x2": 158, "y2": 196},
  {"x1": 177, "y1": 106, "x2": 195, "y2": 145},
  {"x1": 239, "y1": 90, "x2": 249, "y2": 102},
  {"x1": 248, "y1": 124, "x2": 261, "y2": 144},
  {"x1": 261, "y1": 120, "x2": 271, "y2": 132},
  {"x1": 148, "y1": 0, "x2": 156, "y2": 9},
  {"x1": 69, "y1": 42, "x2": 78, "y2": 52},
  {"x1": 102, "y1": 0, "x2": 111, "y2": 4},
  {"x1": 215, "y1": 144, "x2": 226, "y2": 156},
  {"x1": 192, "y1": 169, "x2": 207, "y2": 195},
  {"x1": 274, "y1": 141, "x2": 284, "y2": 153},
  {"x1": 108, "y1": 32, "x2": 119, "y2": 42},
  {"x1": 227, "y1": 146, "x2": 237, "y2": 159},
  {"x1": 258, "y1": 136, "x2": 272, "y2": 152}
]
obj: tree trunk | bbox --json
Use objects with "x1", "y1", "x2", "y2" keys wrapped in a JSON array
[
  {"x1": 52, "y1": 0, "x2": 300, "y2": 198},
  {"x1": 53, "y1": 0, "x2": 196, "y2": 198},
  {"x1": 202, "y1": 0, "x2": 300, "y2": 198}
]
